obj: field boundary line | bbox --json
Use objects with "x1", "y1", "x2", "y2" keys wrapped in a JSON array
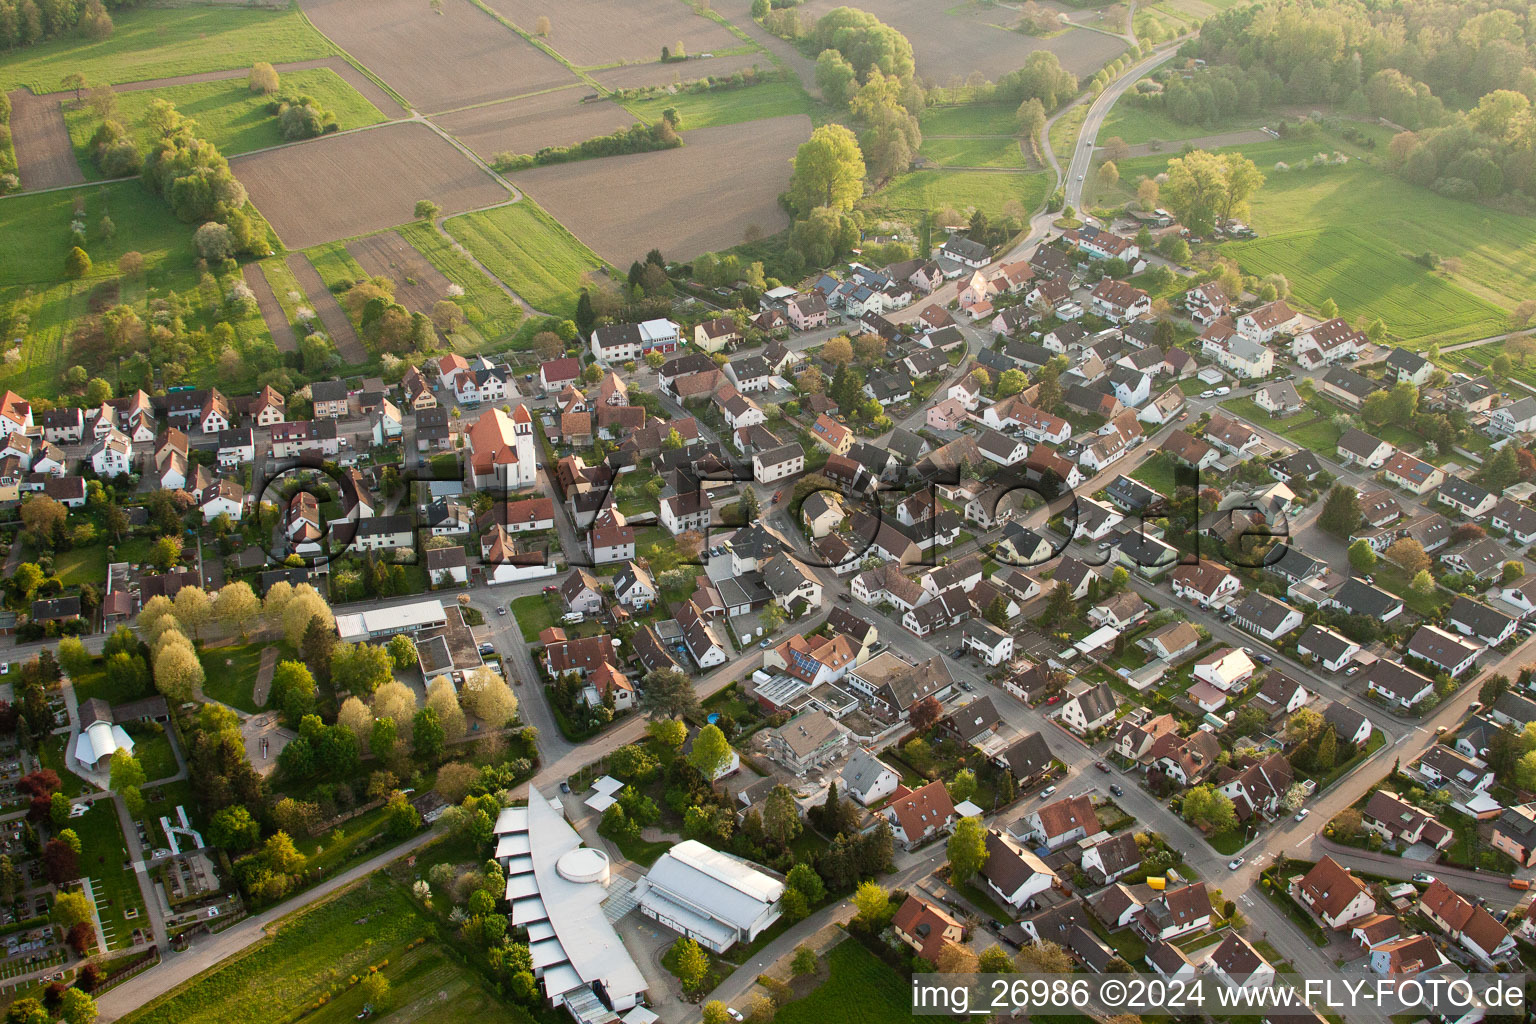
[
  {"x1": 427, "y1": 81, "x2": 585, "y2": 118},
  {"x1": 458, "y1": 0, "x2": 606, "y2": 94},
  {"x1": 293, "y1": 4, "x2": 412, "y2": 112}
]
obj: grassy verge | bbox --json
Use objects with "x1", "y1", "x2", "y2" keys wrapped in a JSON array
[
  {"x1": 509, "y1": 594, "x2": 557, "y2": 643},
  {"x1": 443, "y1": 200, "x2": 605, "y2": 318}
]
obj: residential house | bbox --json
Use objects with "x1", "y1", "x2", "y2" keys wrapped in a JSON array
[
  {"x1": 885, "y1": 780, "x2": 957, "y2": 849},
  {"x1": 1365, "y1": 659, "x2": 1435, "y2": 710},
  {"x1": 891, "y1": 895, "x2": 966, "y2": 963},
  {"x1": 1295, "y1": 624, "x2": 1359, "y2": 673},
  {"x1": 1297, "y1": 856, "x2": 1376, "y2": 930},
  {"x1": 1057, "y1": 682, "x2": 1119, "y2": 735},
  {"x1": 1382, "y1": 452, "x2": 1445, "y2": 495},
  {"x1": 1232, "y1": 591, "x2": 1305, "y2": 642}
]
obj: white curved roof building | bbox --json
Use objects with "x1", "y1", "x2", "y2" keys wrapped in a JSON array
[
  {"x1": 635, "y1": 840, "x2": 785, "y2": 953},
  {"x1": 493, "y1": 794, "x2": 645, "y2": 1023},
  {"x1": 74, "y1": 698, "x2": 134, "y2": 768}
]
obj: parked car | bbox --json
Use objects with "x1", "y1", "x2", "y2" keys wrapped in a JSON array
[
  {"x1": 1046, "y1": 694, "x2": 1061, "y2": 705},
  {"x1": 758, "y1": 638, "x2": 773, "y2": 649},
  {"x1": 1109, "y1": 784, "x2": 1123, "y2": 797},
  {"x1": 1412, "y1": 873, "x2": 1436, "y2": 884},
  {"x1": 1095, "y1": 761, "x2": 1110, "y2": 772},
  {"x1": 1257, "y1": 653, "x2": 1273, "y2": 665},
  {"x1": 1228, "y1": 857, "x2": 1244, "y2": 870},
  {"x1": 1215, "y1": 386, "x2": 1231, "y2": 396},
  {"x1": 559, "y1": 781, "x2": 571, "y2": 794},
  {"x1": 497, "y1": 606, "x2": 507, "y2": 616},
  {"x1": 1200, "y1": 390, "x2": 1216, "y2": 399},
  {"x1": 1294, "y1": 808, "x2": 1310, "y2": 821},
  {"x1": 1038, "y1": 786, "x2": 1057, "y2": 800},
  {"x1": 727, "y1": 1010, "x2": 744, "y2": 1022}
]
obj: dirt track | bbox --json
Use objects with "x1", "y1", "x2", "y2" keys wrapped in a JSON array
[
  {"x1": 8, "y1": 89, "x2": 84, "y2": 190},
  {"x1": 284, "y1": 253, "x2": 368, "y2": 364},
  {"x1": 346, "y1": 231, "x2": 453, "y2": 314},
  {"x1": 242, "y1": 263, "x2": 299, "y2": 353}
]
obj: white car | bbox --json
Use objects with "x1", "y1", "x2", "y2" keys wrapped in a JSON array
[
  {"x1": 1228, "y1": 857, "x2": 1244, "y2": 870},
  {"x1": 1294, "y1": 808, "x2": 1310, "y2": 822},
  {"x1": 727, "y1": 1010, "x2": 744, "y2": 1022},
  {"x1": 1215, "y1": 386, "x2": 1231, "y2": 396},
  {"x1": 1200, "y1": 390, "x2": 1215, "y2": 399}
]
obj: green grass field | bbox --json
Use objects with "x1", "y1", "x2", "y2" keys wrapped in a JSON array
[
  {"x1": 1101, "y1": 98, "x2": 1268, "y2": 146},
  {"x1": 119, "y1": 877, "x2": 470, "y2": 1024},
  {"x1": 0, "y1": 6, "x2": 337, "y2": 95},
  {"x1": 776, "y1": 940, "x2": 909, "y2": 1024},
  {"x1": 1097, "y1": 129, "x2": 1531, "y2": 345},
  {"x1": 62, "y1": 69, "x2": 385, "y2": 178},
  {"x1": 625, "y1": 80, "x2": 810, "y2": 130},
  {"x1": 73, "y1": 800, "x2": 148, "y2": 951},
  {"x1": 394, "y1": 222, "x2": 526, "y2": 346},
  {"x1": 198, "y1": 642, "x2": 268, "y2": 713},
  {"x1": 1224, "y1": 227, "x2": 1508, "y2": 347},
  {"x1": 0, "y1": 179, "x2": 196, "y2": 288},
  {"x1": 444, "y1": 200, "x2": 605, "y2": 318},
  {"x1": 124, "y1": 723, "x2": 179, "y2": 782},
  {"x1": 917, "y1": 135, "x2": 1027, "y2": 168},
  {"x1": 868, "y1": 169, "x2": 1050, "y2": 215},
  {"x1": 920, "y1": 103, "x2": 1018, "y2": 136}
]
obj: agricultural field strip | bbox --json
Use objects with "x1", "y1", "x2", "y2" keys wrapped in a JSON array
[
  {"x1": 285, "y1": 253, "x2": 367, "y2": 363},
  {"x1": 241, "y1": 264, "x2": 299, "y2": 353}
]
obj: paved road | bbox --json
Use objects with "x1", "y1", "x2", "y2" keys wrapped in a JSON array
[{"x1": 1063, "y1": 46, "x2": 1183, "y2": 212}]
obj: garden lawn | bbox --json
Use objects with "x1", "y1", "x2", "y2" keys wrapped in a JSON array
[
  {"x1": 444, "y1": 200, "x2": 606, "y2": 318},
  {"x1": 197, "y1": 642, "x2": 268, "y2": 713},
  {"x1": 54, "y1": 543, "x2": 108, "y2": 587},
  {"x1": 118, "y1": 877, "x2": 449, "y2": 1024},
  {"x1": 38, "y1": 734, "x2": 84, "y2": 797},
  {"x1": 1130, "y1": 452, "x2": 1180, "y2": 497},
  {"x1": 774, "y1": 939, "x2": 909, "y2": 1024},
  {"x1": 123, "y1": 724, "x2": 178, "y2": 783},
  {"x1": 70, "y1": 658, "x2": 150, "y2": 707},
  {"x1": 63, "y1": 69, "x2": 385, "y2": 177},
  {"x1": 0, "y1": 7, "x2": 337, "y2": 95},
  {"x1": 294, "y1": 803, "x2": 393, "y2": 877},
  {"x1": 917, "y1": 135, "x2": 1026, "y2": 168},
  {"x1": 624, "y1": 80, "x2": 810, "y2": 130},
  {"x1": 920, "y1": 103, "x2": 1018, "y2": 136},
  {"x1": 510, "y1": 593, "x2": 557, "y2": 643},
  {"x1": 73, "y1": 800, "x2": 147, "y2": 951},
  {"x1": 868, "y1": 169, "x2": 1050, "y2": 215}
]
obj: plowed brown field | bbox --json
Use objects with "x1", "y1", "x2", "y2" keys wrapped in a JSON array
[
  {"x1": 434, "y1": 89, "x2": 636, "y2": 161},
  {"x1": 483, "y1": 0, "x2": 739, "y2": 68},
  {"x1": 300, "y1": 0, "x2": 576, "y2": 113},
  {"x1": 346, "y1": 231, "x2": 453, "y2": 313},
  {"x1": 233, "y1": 121, "x2": 508, "y2": 249},
  {"x1": 508, "y1": 114, "x2": 809, "y2": 264}
]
